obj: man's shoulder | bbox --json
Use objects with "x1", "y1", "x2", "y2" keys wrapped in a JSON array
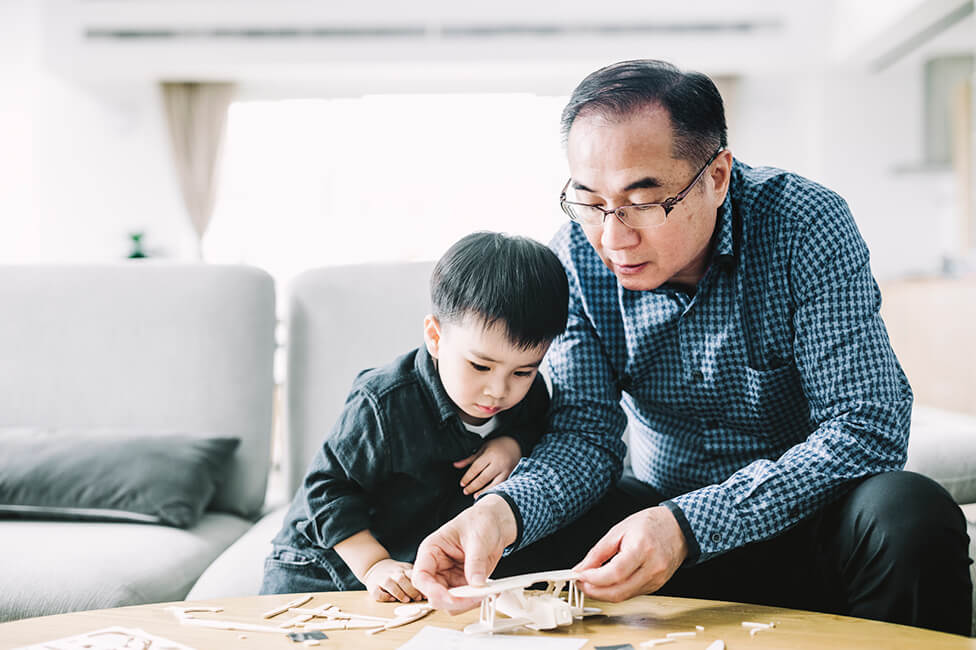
[
  {"x1": 549, "y1": 222, "x2": 614, "y2": 291},
  {"x1": 732, "y1": 160, "x2": 850, "y2": 226}
]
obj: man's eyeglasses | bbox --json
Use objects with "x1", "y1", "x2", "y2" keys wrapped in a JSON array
[{"x1": 559, "y1": 147, "x2": 724, "y2": 229}]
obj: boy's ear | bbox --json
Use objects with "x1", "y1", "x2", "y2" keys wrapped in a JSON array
[{"x1": 423, "y1": 314, "x2": 441, "y2": 359}]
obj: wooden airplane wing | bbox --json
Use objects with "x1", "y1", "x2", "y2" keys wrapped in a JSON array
[{"x1": 449, "y1": 569, "x2": 580, "y2": 598}]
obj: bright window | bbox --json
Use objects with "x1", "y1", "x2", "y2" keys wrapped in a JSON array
[{"x1": 204, "y1": 93, "x2": 570, "y2": 288}]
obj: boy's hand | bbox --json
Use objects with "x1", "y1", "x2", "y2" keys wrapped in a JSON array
[
  {"x1": 362, "y1": 558, "x2": 424, "y2": 603},
  {"x1": 453, "y1": 435, "x2": 522, "y2": 498}
]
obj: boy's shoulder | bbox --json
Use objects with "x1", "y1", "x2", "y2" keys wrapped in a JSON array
[{"x1": 349, "y1": 346, "x2": 426, "y2": 399}]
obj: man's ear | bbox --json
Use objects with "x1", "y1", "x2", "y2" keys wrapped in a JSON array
[
  {"x1": 709, "y1": 148, "x2": 734, "y2": 202},
  {"x1": 423, "y1": 314, "x2": 441, "y2": 359}
]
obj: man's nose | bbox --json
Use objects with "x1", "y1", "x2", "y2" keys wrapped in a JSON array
[{"x1": 600, "y1": 208, "x2": 638, "y2": 250}]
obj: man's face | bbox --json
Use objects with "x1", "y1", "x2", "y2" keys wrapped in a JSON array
[
  {"x1": 565, "y1": 106, "x2": 731, "y2": 291},
  {"x1": 423, "y1": 316, "x2": 548, "y2": 425}
]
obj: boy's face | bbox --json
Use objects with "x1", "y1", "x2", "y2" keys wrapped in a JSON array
[{"x1": 423, "y1": 315, "x2": 549, "y2": 425}]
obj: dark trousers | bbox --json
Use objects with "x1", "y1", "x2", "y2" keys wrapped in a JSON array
[{"x1": 494, "y1": 471, "x2": 973, "y2": 636}]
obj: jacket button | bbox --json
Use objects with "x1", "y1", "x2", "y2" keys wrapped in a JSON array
[{"x1": 710, "y1": 532, "x2": 721, "y2": 543}]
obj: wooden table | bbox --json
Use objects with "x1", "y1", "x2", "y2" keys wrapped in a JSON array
[{"x1": 2, "y1": 591, "x2": 974, "y2": 649}]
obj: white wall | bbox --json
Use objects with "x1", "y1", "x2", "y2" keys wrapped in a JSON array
[
  {"x1": 32, "y1": 80, "x2": 198, "y2": 261},
  {"x1": 0, "y1": 0, "x2": 200, "y2": 263},
  {"x1": 3, "y1": 0, "x2": 971, "y2": 280},
  {"x1": 0, "y1": 1, "x2": 41, "y2": 261}
]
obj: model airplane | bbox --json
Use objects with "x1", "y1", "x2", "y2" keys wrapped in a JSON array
[{"x1": 448, "y1": 569, "x2": 601, "y2": 635}]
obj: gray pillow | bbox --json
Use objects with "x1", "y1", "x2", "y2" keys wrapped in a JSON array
[{"x1": 0, "y1": 429, "x2": 240, "y2": 528}]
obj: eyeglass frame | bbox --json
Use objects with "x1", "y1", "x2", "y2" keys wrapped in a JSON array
[{"x1": 559, "y1": 146, "x2": 725, "y2": 229}]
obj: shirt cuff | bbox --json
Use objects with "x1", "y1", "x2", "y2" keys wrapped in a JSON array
[{"x1": 661, "y1": 500, "x2": 701, "y2": 566}]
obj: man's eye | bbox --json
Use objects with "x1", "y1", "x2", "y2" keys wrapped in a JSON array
[
  {"x1": 633, "y1": 204, "x2": 657, "y2": 212},
  {"x1": 470, "y1": 362, "x2": 490, "y2": 372}
]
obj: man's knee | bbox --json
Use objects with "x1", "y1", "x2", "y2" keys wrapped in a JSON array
[{"x1": 840, "y1": 471, "x2": 967, "y2": 557}]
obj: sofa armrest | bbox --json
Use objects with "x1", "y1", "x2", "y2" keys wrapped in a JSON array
[
  {"x1": 185, "y1": 505, "x2": 288, "y2": 600},
  {"x1": 906, "y1": 405, "x2": 976, "y2": 504}
]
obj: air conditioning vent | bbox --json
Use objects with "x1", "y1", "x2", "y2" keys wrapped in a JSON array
[{"x1": 84, "y1": 20, "x2": 782, "y2": 41}]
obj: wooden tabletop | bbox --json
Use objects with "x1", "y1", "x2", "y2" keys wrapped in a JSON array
[{"x1": 2, "y1": 591, "x2": 973, "y2": 649}]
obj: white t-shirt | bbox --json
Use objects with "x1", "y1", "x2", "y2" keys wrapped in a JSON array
[{"x1": 463, "y1": 417, "x2": 500, "y2": 439}]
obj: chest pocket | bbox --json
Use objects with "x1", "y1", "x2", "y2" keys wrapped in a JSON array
[{"x1": 722, "y1": 361, "x2": 810, "y2": 440}]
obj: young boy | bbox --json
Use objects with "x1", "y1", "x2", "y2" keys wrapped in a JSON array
[{"x1": 262, "y1": 231, "x2": 569, "y2": 602}]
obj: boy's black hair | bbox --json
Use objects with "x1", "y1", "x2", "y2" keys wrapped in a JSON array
[{"x1": 431, "y1": 231, "x2": 569, "y2": 349}]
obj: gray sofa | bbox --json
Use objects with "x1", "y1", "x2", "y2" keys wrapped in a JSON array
[
  {"x1": 3, "y1": 262, "x2": 973, "y2": 636},
  {"x1": 0, "y1": 264, "x2": 275, "y2": 622}
]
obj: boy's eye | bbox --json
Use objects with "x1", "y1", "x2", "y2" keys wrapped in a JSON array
[
  {"x1": 513, "y1": 370, "x2": 534, "y2": 377},
  {"x1": 469, "y1": 362, "x2": 490, "y2": 372}
]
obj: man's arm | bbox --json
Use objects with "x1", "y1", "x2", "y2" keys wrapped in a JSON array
[
  {"x1": 487, "y1": 277, "x2": 629, "y2": 550},
  {"x1": 666, "y1": 195, "x2": 911, "y2": 565}
]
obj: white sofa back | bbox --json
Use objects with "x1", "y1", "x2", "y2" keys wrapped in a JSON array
[
  {"x1": 0, "y1": 264, "x2": 276, "y2": 519},
  {"x1": 285, "y1": 261, "x2": 434, "y2": 494}
]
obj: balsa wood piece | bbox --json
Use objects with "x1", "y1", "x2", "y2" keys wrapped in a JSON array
[{"x1": 262, "y1": 594, "x2": 313, "y2": 619}]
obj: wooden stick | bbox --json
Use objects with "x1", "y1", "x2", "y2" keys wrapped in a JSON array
[
  {"x1": 290, "y1": 606, "x2": 392, "y2": 623},
  {"x1": 179, "y1": 617, "x2": 292, "y2": 634},
  {"x1": 302, "y1": 620, "x2": 384, "y2": 631},
  {"x1": 262, "y1": 594, "x2": 313, "y2": 619},
  {"x1": 366, "y1": 606, "x2": 433, "y2": 635}
]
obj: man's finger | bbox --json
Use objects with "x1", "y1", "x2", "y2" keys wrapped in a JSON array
[{"x1": 574, "y1": 527, "x2": 623, "y2": 573}]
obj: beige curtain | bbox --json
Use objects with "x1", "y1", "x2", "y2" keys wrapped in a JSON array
[{"x1": 161, "y1": 82, "x2": 236, "y2": 257}]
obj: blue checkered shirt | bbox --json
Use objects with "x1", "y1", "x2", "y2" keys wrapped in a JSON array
[{"x1": 494, "y1": 158, "x2": 912, "y2": 564}]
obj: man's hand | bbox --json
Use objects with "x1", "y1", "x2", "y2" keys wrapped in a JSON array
[
  {"x1": 412, "y1": 494, "x2": 517, "y2": 612},
  {"x1": 362, "y1": 558, "x2": 424, "y2": 603},
  {"x1": 453, "y1": 436, "x2": 522, "y2": 498},
  {"x1": 574, "y1": 505, "x2": 688, "y2": 602}
]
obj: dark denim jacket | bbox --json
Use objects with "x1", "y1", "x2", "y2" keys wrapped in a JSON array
[{"x1": 268, "y1": 345, "x2": 549, "y2": 590}]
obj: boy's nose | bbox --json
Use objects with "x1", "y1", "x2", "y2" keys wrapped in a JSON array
[{"x1": 485, "y1": 377, "x2": 506, "y2": 399}]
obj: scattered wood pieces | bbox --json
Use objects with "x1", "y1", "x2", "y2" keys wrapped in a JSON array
[
  {"x1": 262, "y1": 594, "x2": 313, "y2": 619},
  {"x1": 366, "y1": 604, "x2": 434, "y2": 635},
  {"x1": 638, "y1": 639, "x2": 674, "y2": 647},
  {"x1": 705, "y1": 641, "x2": 725, "y2": 650},
  {"x1": 665, "y1": 631, "x2": 697, "y2": 638}
]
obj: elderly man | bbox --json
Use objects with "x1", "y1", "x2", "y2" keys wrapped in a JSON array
[{"x1": 413, "y1": 59, "x2": 971, "y2": 635}]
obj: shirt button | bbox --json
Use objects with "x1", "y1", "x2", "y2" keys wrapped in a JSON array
[
  {"x1": 691, "y1": 369, "x2": 705, "y2": 383},
  {"x1": 710, "y1": 532, "x2": 721, "y2": 544}
]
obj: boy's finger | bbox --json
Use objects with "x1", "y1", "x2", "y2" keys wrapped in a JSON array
[
  {"x1": 473, "y1": 474, "x2": 507, "y2": 499},
  {"x1": 464, "y1": 469, "x2": 499, "y2": 496},
  {"x1": 398, "y1": 574, "x2": 424, "y2": 601},
  {"x1": 452, "y1": 452, "x2": 478, "y2": 469},
  {"x1": 383, "y1": 578, "x2": 410, "y2": 602},
  {"x1": 460, "y1": 457, "x2": 490, "y2": 486}
]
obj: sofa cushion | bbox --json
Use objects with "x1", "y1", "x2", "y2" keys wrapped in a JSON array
[
  {"x1": 0, "y1": 513, "x2": 253, "y2": 622},
  {"x1": 0, "y1": 430, "x2": 240, "y2": 528},
  {"x1": 906, "y1": 406, "x2": 976, "y2": 504},
  {"x1": 0, "y1": 265, "x2": 276, "y2": 520},
  {"x1": 186, "y1": 505, "x2": 288, "y2": 600}
]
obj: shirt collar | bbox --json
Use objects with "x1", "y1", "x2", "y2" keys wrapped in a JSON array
[
  {"x1": 415, "y1": 345, "x2": 464, "y2": 424},
  {"x1": 710, "y1": 159, "x2": 740, "y2": 271}
]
